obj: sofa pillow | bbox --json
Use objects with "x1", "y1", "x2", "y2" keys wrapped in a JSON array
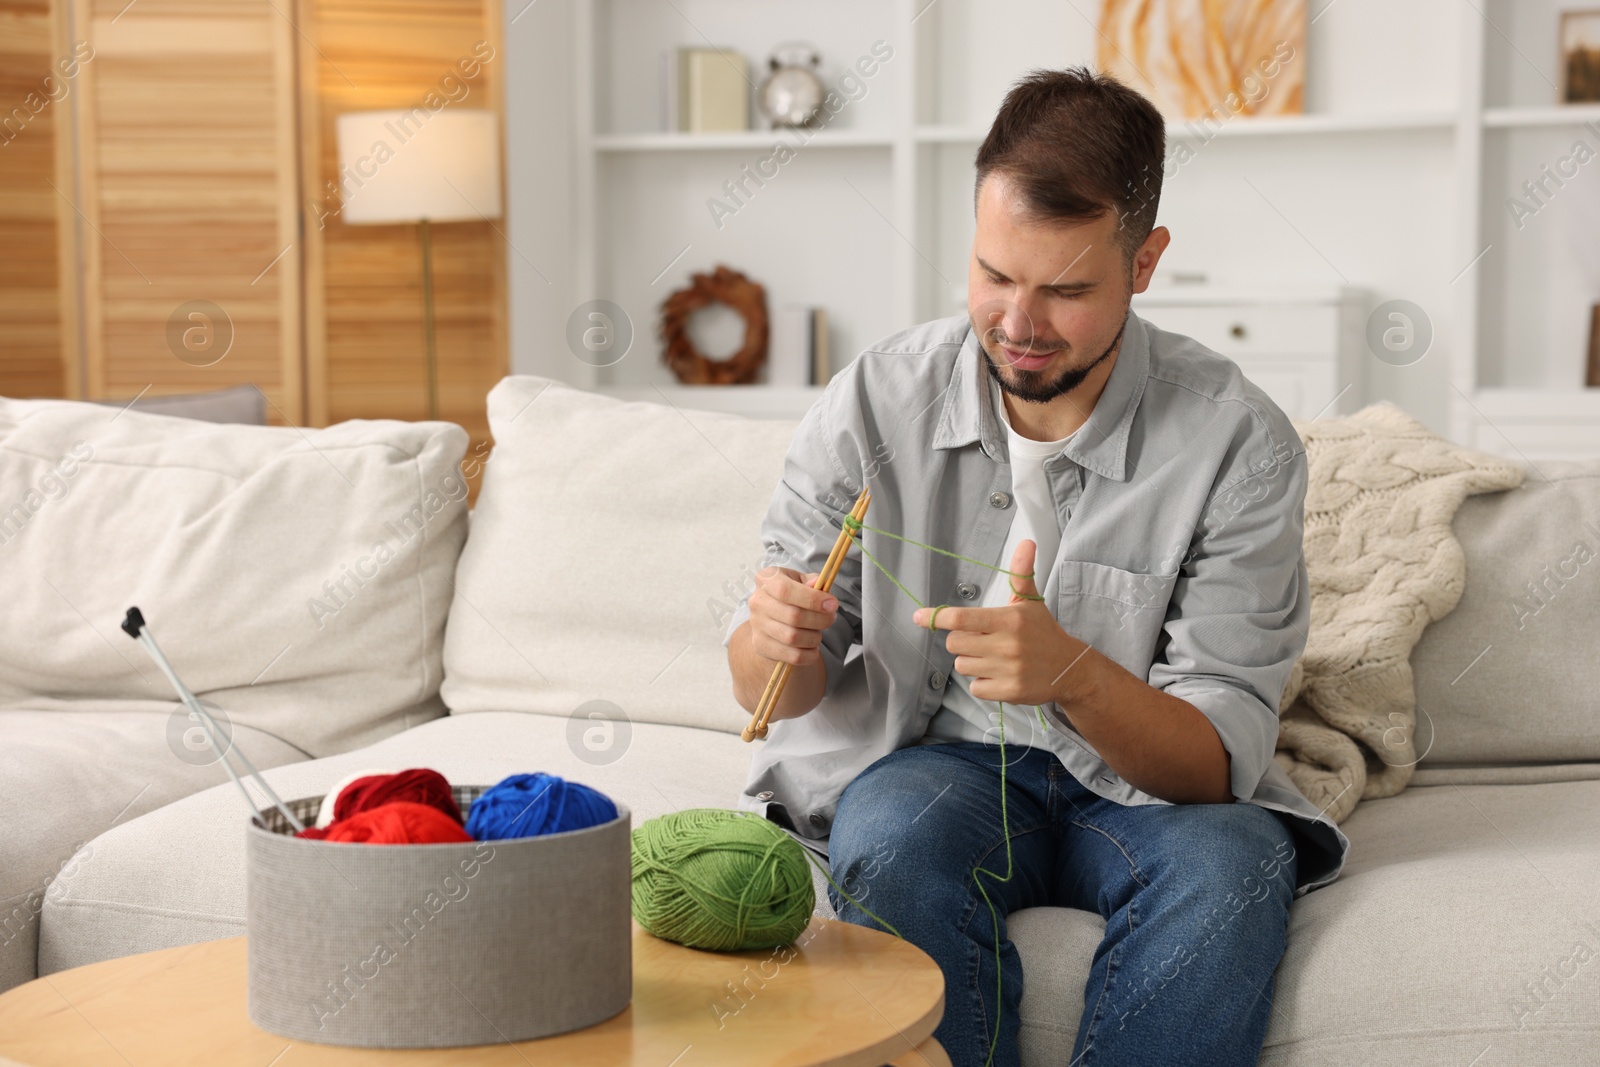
[
  {"x1": 86, "y1": 384, "x2": 266, "y2": 424},
  {"x1": 441, "y1": 377, "x2": 799, "y2": 735},
  {"x1": 0, "y1": 397, "x2": 469, "y2": 756},
  {"x1": 1411, "y1": 458, "x2": 1600, "y2": 764}
]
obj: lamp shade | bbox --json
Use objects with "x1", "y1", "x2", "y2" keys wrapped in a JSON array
[{"x1": 335, "y1": 108, "x2": 502, "y2": 225}]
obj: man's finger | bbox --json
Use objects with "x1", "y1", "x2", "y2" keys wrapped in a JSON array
[
  {"x1": 911, "y1": 605, "x2": 1004, "y2": 632},
  {"x1": 801, "y1": 572, "x2": 841, "y2": 614},
  {"x1": 1007, "y1": 539, "x2": 1040, "y2": 603},
  {"x1": 769, "y1": 570, "x2": 838, "y2": 614}
]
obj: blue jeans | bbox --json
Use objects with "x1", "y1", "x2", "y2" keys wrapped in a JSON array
[{"x1": 827, "y1": 740, "x2": 1298, "y2": 1067}]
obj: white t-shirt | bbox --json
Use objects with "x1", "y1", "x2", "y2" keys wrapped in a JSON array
[{"x1": 921, "y1": 384, "x2": 1077, "y2": 747}]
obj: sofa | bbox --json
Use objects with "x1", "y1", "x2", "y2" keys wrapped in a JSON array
[{"x1": 4, "y1": 375, "x2": 1599, "y2": 1066}]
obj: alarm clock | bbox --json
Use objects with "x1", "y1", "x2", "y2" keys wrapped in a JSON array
[{"x1": 758, "y1": 43, "x2": 825, "y2": 128}]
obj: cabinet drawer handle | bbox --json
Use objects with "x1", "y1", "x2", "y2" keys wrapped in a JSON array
[{"x1": 1229, "y1": 322, "x2": 1248, "y2": 340}]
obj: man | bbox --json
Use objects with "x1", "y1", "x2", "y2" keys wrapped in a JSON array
[{"x1": 724, "y1": 67, "x2": 1349, "y2": 1067}]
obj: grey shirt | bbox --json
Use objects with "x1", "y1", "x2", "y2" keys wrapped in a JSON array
[{"x1": 725, "y1": 307, "x2": 1350, "y2": 897}]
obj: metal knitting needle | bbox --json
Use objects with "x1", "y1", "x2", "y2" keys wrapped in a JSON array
[{"x1": 121, "y1": 607, "x2": 305, "y2": 832}]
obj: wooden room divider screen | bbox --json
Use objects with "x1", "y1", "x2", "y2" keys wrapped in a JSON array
[{"x1": 0, "y1": 0, "x2": 506, "y2": 464}]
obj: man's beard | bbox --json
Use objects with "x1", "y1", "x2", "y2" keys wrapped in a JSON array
[{"x1": 979, "y1": 316, "x2": 1127, "y2": 404}]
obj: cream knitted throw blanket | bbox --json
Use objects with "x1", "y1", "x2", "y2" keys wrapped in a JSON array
[{"x1": 1272, "y1": 402, "x2": 1524, "y2": 824}]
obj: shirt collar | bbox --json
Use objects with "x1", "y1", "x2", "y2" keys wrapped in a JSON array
[{"x1": 931, "y1": 306, "x2": 1149, "y2": 482}]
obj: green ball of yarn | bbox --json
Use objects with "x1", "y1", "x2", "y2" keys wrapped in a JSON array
[{"x1": 631, "y1": 807, "x2": 815, "y2": 951}]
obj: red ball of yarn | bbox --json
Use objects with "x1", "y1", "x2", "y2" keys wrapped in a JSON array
[
  {"x1": 297, "y1": 801, "x2": 473, "y2": 844},
  {"x1": 334, "y1": 768, "x2": 463, "y2": 826}
]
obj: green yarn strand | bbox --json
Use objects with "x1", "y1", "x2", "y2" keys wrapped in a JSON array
[
  {"x1": 627, "y1": 509, "x2": 1055, "y2": 1067},
  {"x1": 842, "y1": 506, "x2": 1050, "y2": 1067},
  {"x1": 843, "y1": 515, "x2": 1045, "y2": 605},
  {"x1": 847, "y1": 516, "x2": 1052, "y2": 739}
]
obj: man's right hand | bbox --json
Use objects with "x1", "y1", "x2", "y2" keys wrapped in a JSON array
[{"x1": 746, "y1": 566, "x2": 839, "y2": 668}]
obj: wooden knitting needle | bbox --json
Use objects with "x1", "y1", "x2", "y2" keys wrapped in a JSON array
[
  {"x1": 742, "y1": 487, "x2": 870, "y2": 742},
  {"x1": 741, "y1": 488, "x2": 867, "y2": 742},
  {"x1": 745, "y1": 493, "x2": 863, "y2": 735},
  {"x1": 744, "y1": 487, "x2": 868, "y2": 741}
]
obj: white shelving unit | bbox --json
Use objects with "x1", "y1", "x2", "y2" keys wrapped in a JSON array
[
  {"x1": 554, "y1": 0, "x2": 1600, "y2": 456},
  {"x1": 1453, "y1": 1, "x2": 1600, "y2": 461},
  {"x1": 571, "y1": 0, "x2": 914, "y2": 414},
  {"x1": 593, "y1": 130, "x2": 896, "y2": 151},
  {"x1": 919, "y1": 111, "x2": 1458, "y2": 144}
]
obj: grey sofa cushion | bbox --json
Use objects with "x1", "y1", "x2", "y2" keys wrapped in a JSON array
[
  {"x1": 1412, "y1": 460, "x2": 1600, "y2": 765},
  {"x1": 86, "y1": 384, "x2": 267, "y2": 425},
  {"x1": 0, "y1": 709, "x2": 305, "y2": 993},
  {"x1": 1016, "y1": 775, "x2": 1600, "y2": 1066},
  {"x1": 37, "y1": 711, "x2": 1600, "y2": 1064}
]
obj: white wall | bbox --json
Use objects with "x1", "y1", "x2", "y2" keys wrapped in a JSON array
[{"x1": 502, "y1": 0, "x2": 581, "y2": 386}]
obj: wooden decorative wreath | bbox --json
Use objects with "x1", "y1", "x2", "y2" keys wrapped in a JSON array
[{"x1": 659, "y1": 264, "x2": 768, "y2": 384}]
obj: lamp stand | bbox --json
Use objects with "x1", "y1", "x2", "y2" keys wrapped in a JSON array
[{"x1": 419, "y1": 218, "x2": 438, "y2": 421}]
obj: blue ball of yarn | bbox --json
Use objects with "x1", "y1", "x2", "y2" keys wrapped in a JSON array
[{"x1": 466, "y1": 772, "x2": 619, "y2": 841}]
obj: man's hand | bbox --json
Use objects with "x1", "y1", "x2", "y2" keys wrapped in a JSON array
[
  {"x1": 910, "y1": 540, "x2": 1234, "y2": 805},
  {"x1": 729, "y1": 565, "x2": 838, "y2": 722},
  {"x1": 911, "y1": 540, "x2": 1094, "y2": 707},
  {"x1": 747, "y1": 566, "x2": 839, "y2": 668}
]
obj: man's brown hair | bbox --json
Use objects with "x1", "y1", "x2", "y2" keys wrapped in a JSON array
[{"x1": 974, "y1": 66, "x2": 1166, "y2": 273}]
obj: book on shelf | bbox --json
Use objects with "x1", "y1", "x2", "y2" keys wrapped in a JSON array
[
  {"x1": 766, "y1": 306, "x2": 831, "y2": 386},
  {"x1": 1588, "y1": 302, "x2": 1600, "y2": 388},
  {"x1": 659, "y1": 51, "x2": 675, "y2": 132},
  {"x1": 668, "y1": 47, "x2": 748, "y2": 133},
  {"x1": 810, "y1": 308, "x2": 829, "y2": 385}
]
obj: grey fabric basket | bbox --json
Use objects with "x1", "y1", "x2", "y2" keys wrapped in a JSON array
[{"x1": 246, "y1": 785, "x2": 632, "y2": 1048}]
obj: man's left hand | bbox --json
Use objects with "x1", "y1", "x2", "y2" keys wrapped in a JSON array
[{"x1": 911, "y1": 539, "x2": 1096, "y2": 706}]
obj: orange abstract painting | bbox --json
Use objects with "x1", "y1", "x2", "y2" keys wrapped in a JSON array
[{"x1": 1096, "y1": 0, "x2": 1305, "y2": 120}]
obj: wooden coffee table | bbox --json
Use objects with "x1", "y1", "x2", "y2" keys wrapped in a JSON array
[{"x1": 0, "y1": 917, "x2": 947, "y2": 1066}]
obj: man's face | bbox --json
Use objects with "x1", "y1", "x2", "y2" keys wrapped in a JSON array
[{"x1": 968, "y1": 171, "x2": 1161, "y2": 404}]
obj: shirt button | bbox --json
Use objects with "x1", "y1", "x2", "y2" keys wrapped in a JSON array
[
  {"x1": 755, "y1": 790, "x2": 774, "y2": 801},
  {"x1": 808, "y1": 812, "x2": 827, "y2": 828},
  {"x1": 929, "y1": 670, "x2": 946, "y2": 689},
  {"x1": 989, "y1": 491, "x2": 1011, "y2": 508},
  {"x1": 957, "y1": 582, "x2": 979, "y2": 600}
]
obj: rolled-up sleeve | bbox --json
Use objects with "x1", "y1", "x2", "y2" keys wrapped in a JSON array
[
  {"x1": 722, "y1": 383, "x2": 864, "y2": 697},
  {"x1": 1147, "y1": 439, "x2": 1310, "y2": 802}
]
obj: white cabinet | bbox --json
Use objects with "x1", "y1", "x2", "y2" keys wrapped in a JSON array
[{"x1": 1129, "y1": 286, "x2": 1366, "y2": 420}]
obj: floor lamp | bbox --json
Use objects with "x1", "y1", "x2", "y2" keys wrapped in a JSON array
[{"x1": 336, "y1": 109, "x2": 503, "y2": 421}]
